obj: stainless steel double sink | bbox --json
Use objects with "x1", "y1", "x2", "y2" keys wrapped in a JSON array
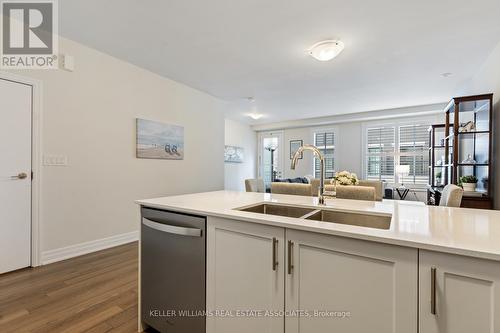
[{"x1": 236, "y1": 203, "x2": 391, "y2": 230}]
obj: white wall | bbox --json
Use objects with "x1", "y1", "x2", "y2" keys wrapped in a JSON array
[
  {"x1": 5, "y1": 37, "x2": 225, "y2": 253},
  {"x1": 460, "y1": 41, "x2": 500, "y2": 209},
  {"x1": 282, "y1": 123, "x2": 363, "y2": 179},
  {"x1": 253, "y1": 103, "x2": 447, "y2": 131},
  {"x1": 283, "y1": 127, "x2": 314, "y2": 178},
  {"x1": 224, "y1": 119, "x2": 257, "y2": 191}
]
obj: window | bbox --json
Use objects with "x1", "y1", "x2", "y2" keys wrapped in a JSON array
[
  {"x1": 399, "y1": 124, "x2": 430, "y2": 186},
  {"x1": 366, "y1": 126, "x2": 396, "y2": 182},
  {"x1": 258, "y1": 131, "x2": 284, "y2": 189},
  {"x1": 314, "y1": 130, "x2": 335, "y2": 179},
  {"x1": 365, "y1": 121, "x2": 431, "y2": 187}
]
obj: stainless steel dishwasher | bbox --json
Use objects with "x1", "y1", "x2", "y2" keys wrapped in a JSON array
[{"x1": 141, "y1": 207, "x2": 206, "y2": 333}]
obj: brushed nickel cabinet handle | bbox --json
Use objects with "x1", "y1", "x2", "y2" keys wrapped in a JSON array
[
  {"x1": 431, "y1": 267, "x2": 437, "y2": 315},
  {"x1": 272, "y1": 238, "x2": 278, "y2": 271},
  {"x1": 287, "y1": 240, "x2": 294, "y2": 275}
]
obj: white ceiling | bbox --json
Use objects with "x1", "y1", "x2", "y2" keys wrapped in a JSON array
[{"x1": 59, "y1": 0, "x2": 500, "y2": 124}]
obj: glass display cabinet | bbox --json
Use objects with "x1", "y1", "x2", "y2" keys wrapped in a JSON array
[
  {"x1": 427, "y1": 124, "x2": 446, "y2": 205},
  {"x1": 428, "y1": 124, "x2": 446, "y2": 187},
  {"x1": 444, "y1": 94, "x2": 493, "y2": 209}
]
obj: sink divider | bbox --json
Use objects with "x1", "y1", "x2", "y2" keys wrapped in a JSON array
[{"x1": 299, "y1": 209, "x2": 322, "y2": 219}]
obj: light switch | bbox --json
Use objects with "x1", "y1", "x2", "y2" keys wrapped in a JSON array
[
  {"x1": 43, "y1": 154, "x2": 68, "y2": 166},
  {"x1": 61, "y1": 55, "x2": 74, "y2": 71}
]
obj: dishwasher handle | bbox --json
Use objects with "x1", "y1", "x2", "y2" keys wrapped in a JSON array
[{"x1": 142, "y1": 217, "x2": 202, "y2": 237}]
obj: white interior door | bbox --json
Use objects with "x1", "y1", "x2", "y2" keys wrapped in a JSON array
[{"x1": 0, "y1": 78, "x2": 32, "y2": 274}]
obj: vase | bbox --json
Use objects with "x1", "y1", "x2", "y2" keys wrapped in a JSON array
[{"x1": 462, "y1": 154, "x2": 476, "y2": 164}]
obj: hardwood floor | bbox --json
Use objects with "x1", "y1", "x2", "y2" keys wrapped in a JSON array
[{"x1": 0, "y1": 242, "x2": 139, "y2": 333}]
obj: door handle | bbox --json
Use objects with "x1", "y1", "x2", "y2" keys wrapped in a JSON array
[
  {"x1": 11, "y1": 172, "x2": 28, "y2": 180},
  {"x1": 431, "y1": 267, "x2": 437, "y2": 315},
  {"x1": 142, "y1": 218, "x2": 202, "y2": 237},
  {"x1": 287, "y1": 240, "x2": 294, "y2": 275},
  {"x1": 272, "y1": 238, "x2": 278, "y2": 271}
]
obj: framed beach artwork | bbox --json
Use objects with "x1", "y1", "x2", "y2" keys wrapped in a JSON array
[
  {"x1": 224, "y1": 145, "x2": 244, "y2": 163},
  {"x1": 136, "y1": 118, "x2": 184, "y2": 160}
]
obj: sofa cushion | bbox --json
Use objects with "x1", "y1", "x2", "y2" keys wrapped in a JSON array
[
  {"x1": 291, "y1": 177, "x2": 309, "y2": 184},
  {"x1": 310, "y1": 178, "x2": 384, "y2": 201},
  {"x1": 271, "y1": 182, "x2": 312, "y2": 196},
  {"x1": 275, "y1": 177, "x2": 309, "y2": 184},
  {"x1": 336, "y1": 186, "x2": 376, "y2": 201}
]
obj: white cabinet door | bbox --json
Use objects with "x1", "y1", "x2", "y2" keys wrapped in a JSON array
[
  {"x1": 206, "y1": 217, "x2": 285, "y2": 333},
  {"x1": 419, "y1": 250, "x2": 500, "y2": 333},
  {"x1": 285, "y1": 229, "x2": 418, "y2": 333}
]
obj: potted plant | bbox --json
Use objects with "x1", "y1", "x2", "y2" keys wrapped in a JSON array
[{"x1": 459, "y1": 175, "x2": 478, "y2": 192}]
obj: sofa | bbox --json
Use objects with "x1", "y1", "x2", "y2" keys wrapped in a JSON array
[
  {"x1": 336, "y1": 185, "x2": 376, "y2": 201},
  {"x1": 310, "y1": 178, "x2": 384, "y2": 201},
  {"x1": 271, "y1": 178, "x2": 384, "y2": 201},
  {"x1": 270, "y1": 182, "x2": 312, "y2": 196}
]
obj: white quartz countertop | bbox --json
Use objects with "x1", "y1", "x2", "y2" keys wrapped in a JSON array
[{"x1": 136, "y1": 190, "x2": 500, "y2": 261}]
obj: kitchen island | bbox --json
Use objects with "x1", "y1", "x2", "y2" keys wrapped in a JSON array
[{"x1": 136, "y1": 190, "x2": 500, "y2": 333}]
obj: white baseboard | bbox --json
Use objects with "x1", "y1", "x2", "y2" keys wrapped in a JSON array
[{"x1": 41, "y1": 231, "x2": 139, "y2": 265}]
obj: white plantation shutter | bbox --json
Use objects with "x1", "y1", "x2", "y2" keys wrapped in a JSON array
[
  {"x1": 314, "y1": 131, "x2": 335, "y2": 179},
  {"x1": 364, "y1": 121, "x2": 431, "y2": 187},
  {"x1": 399, "y1": 124, "x2": 430, "y2": 186},
  {"x1": 366, "y1": 126, "x2": 395, "y2": 182}
]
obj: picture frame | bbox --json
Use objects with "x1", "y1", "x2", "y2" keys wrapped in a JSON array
[
  {"x1": 224, "y1": 145, "x2": 244, "y2": 163},
  {"x1": 290, "y1": 140, "x2": 303, "y2": 159},
  {"x1": 136, "y1": 118, "x2": 184, "y2": 160}
]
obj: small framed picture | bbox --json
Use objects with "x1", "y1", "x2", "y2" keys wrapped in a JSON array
[
  {"x1": 224, "y1": 145, "x2": 244, "y2": 163},
  {"x1": 290, "y1": 140, "x2": 303, "y2": 159}
]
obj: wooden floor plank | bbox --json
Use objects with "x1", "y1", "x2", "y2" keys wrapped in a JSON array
[
  {"x1": 0, "y1": 242, "x2": 140, "y2": 333},
  {"x1": 0, "y1": 308, "x2": 29, "y2": 325}
]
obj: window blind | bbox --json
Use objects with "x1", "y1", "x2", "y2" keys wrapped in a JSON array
[
  {"x1": 366, "y1": 126, "x2": 395, "y2": 182},
  {"x1": 365, "y1": 122, "x2": 431, "y2": 187},
  {"x1": 314, "y1": 131, "x2": 335, "y2": 179},
  {"x1": 399, "y1": 124, "x2": 430, "y2": 186}
]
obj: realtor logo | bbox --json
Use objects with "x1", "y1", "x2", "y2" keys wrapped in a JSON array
[{"x1": 1, "y1": 0, "x2": 58, "y2": 69}]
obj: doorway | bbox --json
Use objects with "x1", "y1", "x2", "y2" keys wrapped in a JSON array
[
  {"x1": 0, "y1": 77, "x2": 34, "y2": 273},
  {"x1": 258, "y1": 131, "x2": 284, "y2": 191}
]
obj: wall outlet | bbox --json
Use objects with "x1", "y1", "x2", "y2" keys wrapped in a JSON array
[{"x1": 43, "y1": 155, "x2": 68, "y2": 166}]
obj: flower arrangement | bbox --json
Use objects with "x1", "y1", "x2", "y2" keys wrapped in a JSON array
[{"x1": 331, "y1": 171, "x2": 359, "y2": 186}]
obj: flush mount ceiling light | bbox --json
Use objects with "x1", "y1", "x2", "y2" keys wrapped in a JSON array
[
  {"x1": 245, "y1": 97, "x2": 264, "y2": 120},
  {"x1": 248, "y1": 113, "x2": 264, "y2": 120},
  {"x1": 308, "y1": 40, "x2": 345, "y2": 61}
]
